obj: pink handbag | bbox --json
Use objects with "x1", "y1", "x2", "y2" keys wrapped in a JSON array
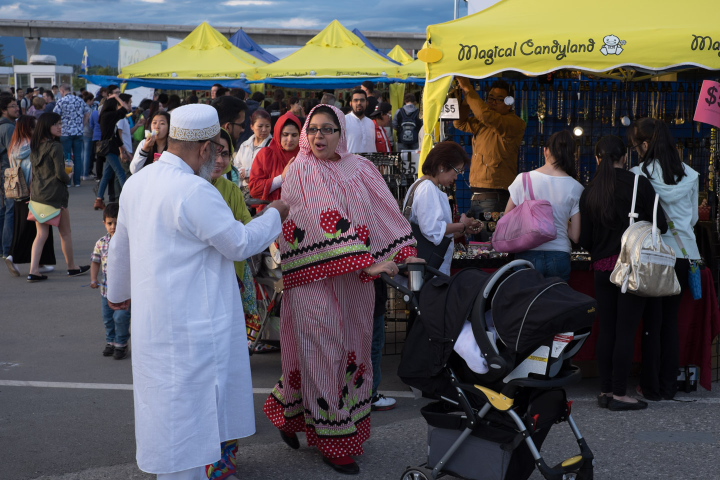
[{"x1": 491, "y1": 172, "x2": 557, "y2": 253}]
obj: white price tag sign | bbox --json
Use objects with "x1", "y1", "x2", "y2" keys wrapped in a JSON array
[{"x1": 440, "y1": 98, "x2": 460, "y2": 119}]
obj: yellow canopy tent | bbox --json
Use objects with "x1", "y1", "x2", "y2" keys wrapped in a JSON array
[
  {"x1": 390, "y1": 58, "x2": 427, "y2": 138},
  {"x1": 388, "y1": 45, "x2": 414, "y2": 65},
  {"x1": 418, "y1": 0, "x2": 720, "y2": 164},
  {"x1": 256, "y1": 20, "x2": 400, "y2": 80},
  {"x1": 120, "y1": 22, "x2": 265, "y2": 80}
]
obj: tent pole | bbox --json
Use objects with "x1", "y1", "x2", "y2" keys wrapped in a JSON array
[{"x1": 454, "y1": 0, "x2": 459, "y2": 19}]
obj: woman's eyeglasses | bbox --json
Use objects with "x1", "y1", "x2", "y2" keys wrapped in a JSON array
[
  {"x1": 307, "y1": 126, "x2": 340, "y2": 136},
  {"x1": 451, "y1": 165, "x2": 463, "y2": 175}
]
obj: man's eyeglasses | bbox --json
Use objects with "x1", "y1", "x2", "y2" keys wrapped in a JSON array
[
  {"x1": 228, "y1": 122, "x2": 245, "y2": 130},
  {"x1": 486, "y1": 96, "x2": 506, "y2": 104},
  {"x1": 207, "y1": 139, "x2": 225, "y2": 154},
  {"x1": 307, "y1": 126, "x2": 340, "y2": 136}
]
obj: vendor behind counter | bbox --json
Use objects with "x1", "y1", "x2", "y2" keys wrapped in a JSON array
[{"x1": 454, "y1": 77, "x2": 526, "y2": 241}]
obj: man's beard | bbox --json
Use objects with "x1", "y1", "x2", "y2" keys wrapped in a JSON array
[
  {"x1": 354, "y1": 106, "x2": 365, "y2": 117},
  {"x1": 197, "y1": 146, "x2": 217, "y2": 182}
]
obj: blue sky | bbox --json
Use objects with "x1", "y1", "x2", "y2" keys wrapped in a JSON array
[{"x1": 0, "y1": 0, "x2": 463, "y2": 33}]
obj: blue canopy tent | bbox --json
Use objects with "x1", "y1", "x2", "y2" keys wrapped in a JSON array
[
  {"x1": 351, "y1": 29, "x2": 401, "y2": 65},
  {"x1": 229, "y1": 29, "x2": 279, "y2": 64},
  {"x1": 80, "y1": 75, "x2": 251, "y2": 92}
]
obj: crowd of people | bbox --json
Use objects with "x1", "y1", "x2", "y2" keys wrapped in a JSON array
[{"x1": 0, "y1": 74, "x2": 703, "y2": 479}]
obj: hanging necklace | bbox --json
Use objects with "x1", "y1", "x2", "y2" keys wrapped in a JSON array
[
  {"x1": 611, "y1": 83, "x2": 617, "y2": 127},
  {"x1": 557, "y1": 82, "x2": 564, "y2": 121},
  {"x1": 521, "y1": 83, "x2": 529, "y2": 123},
  {"x1": 632, "y1": 83, "x2": 638, "y2": 119},
  {"x1": 547, "y1": 84, "x2": 554, "y2": 118},
  {"x1": 537, "y1": 86, "x2": 546, "y2": 135},
  {"x1": 567, "y1": 84, "x2": 573, "y2": 126}
]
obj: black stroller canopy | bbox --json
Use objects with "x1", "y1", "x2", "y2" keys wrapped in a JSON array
[
  {"x1": 398, "y1": 268, "x2": 491, "y2": 393},
  {"x1": 492, "y1": 269, "x2": 597, "y2": 355}
]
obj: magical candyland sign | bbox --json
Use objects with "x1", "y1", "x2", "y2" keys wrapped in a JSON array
[{"x1": 425, "y1": 32, "x2": 720, "y2": 79}]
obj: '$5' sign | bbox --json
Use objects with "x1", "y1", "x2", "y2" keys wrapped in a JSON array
[{"x1": 694, "y1": 80, "x2": 720, "y2": 129}]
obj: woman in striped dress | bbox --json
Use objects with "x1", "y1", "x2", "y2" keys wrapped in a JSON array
[{"x1": 263, "y1": 104, "x2": 419, "y2": 475}]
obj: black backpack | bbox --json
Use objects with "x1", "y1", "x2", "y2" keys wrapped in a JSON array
[{"x1": 397, "y1": 108, "x2": 420, "y2": 144}]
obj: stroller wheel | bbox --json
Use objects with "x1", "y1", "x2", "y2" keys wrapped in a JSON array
[{"x1": 400, "y1": 466, "x2": 433, "y2": 480}]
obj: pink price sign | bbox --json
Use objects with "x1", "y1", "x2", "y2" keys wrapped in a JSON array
[{"x1": 694, "y1": 80, "x2": 720, "y2": 129}]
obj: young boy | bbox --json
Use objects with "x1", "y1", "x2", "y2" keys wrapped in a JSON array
[{"x1": 90, "y1": 202, "x2": 131, "y2": 360}]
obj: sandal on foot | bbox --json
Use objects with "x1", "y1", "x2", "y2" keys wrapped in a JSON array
[
  {"x1": 322, "y1": 456, "x2": 359, "y2": 475},
  {"x1": 279, "y1": 431, "x2": 299, "y2": 450},
  {"x1": 27, "y1": 274, "x2": 48, "y2": 283}
]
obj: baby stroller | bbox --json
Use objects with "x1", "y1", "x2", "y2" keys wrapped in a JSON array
[{"x1": 383, "y1": 261, "x2": 596, "y2": 480}]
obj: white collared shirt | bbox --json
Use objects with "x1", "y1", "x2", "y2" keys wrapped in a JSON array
[{"x1": 344, "y1": 112, "x2": 377, "y2": 154}]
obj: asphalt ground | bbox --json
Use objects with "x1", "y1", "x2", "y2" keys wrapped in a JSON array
[{"x1": 1, "y1": 183, "x2": 719, "y2": 480}]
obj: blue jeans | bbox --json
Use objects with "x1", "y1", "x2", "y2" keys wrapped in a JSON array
[
  {"x1": 82, "y1": 135, "x2": 94, "y2": 176},
  {"x1": 101, "y1": 296, "x2": 131, "y2": 346},
  {"x1": 371, "y1": 314, "x2": 385, "y2": 396},
  {"x1": 515, "y1": 250, "x2": 571, "y2": 282},
  {"x1": 0, "y1": 193, "x2": 13, "y2": 257},
  {"x1": 60, "y1": 135, "x2": 84, "y2": 185},
  {"x1": 96, "y1": 153, "x2": 126, "y2": 200}
]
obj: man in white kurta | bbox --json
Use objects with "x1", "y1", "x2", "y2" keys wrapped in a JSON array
[{"x1": 106, "y1": 105, "x2": 287, "y2": 479}]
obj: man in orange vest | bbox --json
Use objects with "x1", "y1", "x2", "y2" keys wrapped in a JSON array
[{"x1": 369, "y1": 102, "x2": 392, "y2": 153}]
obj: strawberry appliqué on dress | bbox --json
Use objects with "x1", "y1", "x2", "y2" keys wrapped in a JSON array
[
  {"x1": 282, "y1": 219, "x2": 306, "y2": 250},
  {"x1": 320, "y1": 209, "x2": 351, "y2": 239}
]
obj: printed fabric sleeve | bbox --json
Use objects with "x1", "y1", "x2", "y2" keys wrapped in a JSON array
[
  {"x1": 359, "y1": 245, "x2": 418, "y2": 283},
  {"x1": 90, "y1": 239, "x2": 103, "y2": 264}
]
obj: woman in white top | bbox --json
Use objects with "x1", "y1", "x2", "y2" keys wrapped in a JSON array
[
  {"x1": 629, "y1": 118, "x2": 700, "y2": 401},
  {"x1": 505, "y1": 130, "x2": 584, "y2": 282},
  {"x1": 234, "y1": 108, "x2": 272, "y2": 190},
  {"x1": 129, "y1": 112, "x2": 169, "y2": 174},
  {"x1": 403, "y1": 141, "x2": 481, "y2": 275}
]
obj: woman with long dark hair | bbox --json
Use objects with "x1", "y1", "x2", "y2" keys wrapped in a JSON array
[
  {"x1": 129, "y1": 111, "x2": 170, "y2": 174},
  {"x1": 94, "y1": 96, "x2": 131, "y2": 210},
  {"x1": 4, "y1": 116, "x2": 57, "y2": 277},
  {"x1": 27, "y1": 113, "x2": 89, "y2": 282},
  {"x1": 579, "y1": 135, "x2": 667, "y2": 411},
  {"x1": 629, "y1": 118, "x2": 700, "y2": 401},
  {"x1": 504, "y1": 130, "x2": 584, "y2": 281}
]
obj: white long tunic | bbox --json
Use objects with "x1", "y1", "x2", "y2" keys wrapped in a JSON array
[{"x1": 107, "y1": 152, "x2": 282, "y2": 474}]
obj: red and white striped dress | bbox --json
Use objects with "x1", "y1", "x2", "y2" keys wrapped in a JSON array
[{"x1": 263, "y1": 105, "x2": 416, "y2": 459}]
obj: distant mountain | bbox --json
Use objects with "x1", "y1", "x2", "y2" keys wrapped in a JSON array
[{"x1": 0, "y1": 37, "x2": 121, "y2": 67}]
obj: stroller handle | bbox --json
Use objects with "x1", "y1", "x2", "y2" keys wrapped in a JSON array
[
  {"x1": 482, "y1": 260, "x2": 534, "y2": 299},
  {"x1": 379, "y1": 262, "x2": 447, "y2": 297}
]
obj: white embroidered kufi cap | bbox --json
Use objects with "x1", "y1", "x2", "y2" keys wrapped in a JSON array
[{"x1": 169, "y1": 104, "x2": 221, "y2": 141}]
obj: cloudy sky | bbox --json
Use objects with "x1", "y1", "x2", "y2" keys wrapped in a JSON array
[{"x1": 0, "y1": 0, "x2": 464, "y2": 33}]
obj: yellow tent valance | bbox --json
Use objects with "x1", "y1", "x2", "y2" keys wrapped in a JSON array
[
  {"x1": 256, "y1": 20, "x2": 400, "y2": 79},
  {"x1": 422, "y1": 0, "x2": 720, "y2": 82},
  {"x1": 120, "y1": 22, "x2": 264, "y2": 80}
]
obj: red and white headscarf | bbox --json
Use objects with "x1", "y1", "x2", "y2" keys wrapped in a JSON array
[{"x1": 279, "y1": 104, "x2": 416, "y2": 290}]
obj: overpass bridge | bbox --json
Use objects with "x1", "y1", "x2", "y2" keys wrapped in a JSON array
[{"x1": 0, "y1": 19, "x2": 426, "y2": 61}]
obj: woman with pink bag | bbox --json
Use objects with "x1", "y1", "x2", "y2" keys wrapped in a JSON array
[{"x1": 503, "y1": 130, "x2": 584, "y2": 281}]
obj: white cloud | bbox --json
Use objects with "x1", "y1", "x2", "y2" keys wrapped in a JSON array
[
  {"x1": 0, "y1": 3, "x2": 22, "y2": 16},
  {"x1": 223, "y1": 0, "x2": 273, "y2": 5},
  {"x1": 279, "y1": 17, "x2": 320, "y2": 28},
  {"x1": 139, "y1": 0, "x2": 165, "y2": 3}
]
